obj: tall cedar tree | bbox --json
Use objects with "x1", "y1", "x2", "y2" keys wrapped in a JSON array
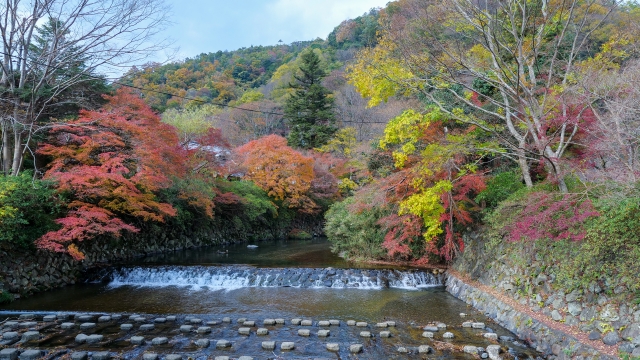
[{"x1": 285, "y1": 50, "x2": 337, "y2": 149}]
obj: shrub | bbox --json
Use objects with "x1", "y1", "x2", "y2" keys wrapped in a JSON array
[{"x1": 475, "y1": 170, "x2": 525, "y2": 209}]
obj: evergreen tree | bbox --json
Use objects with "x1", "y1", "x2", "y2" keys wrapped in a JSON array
[{"x1": 284, "y1": 50, "x2": 337, "y2": 149}]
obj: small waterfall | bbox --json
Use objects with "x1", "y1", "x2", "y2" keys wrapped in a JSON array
[{"x1": 104, "y1": 266, "x2": 444, "y2": 290}]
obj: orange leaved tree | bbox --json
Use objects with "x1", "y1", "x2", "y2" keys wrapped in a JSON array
[
  {"x1": 37, "y1": 89, "x2": 184, "y2": 260},
  {"x1": 235, "y1": 135, "x2": 317, "y2": 213}
]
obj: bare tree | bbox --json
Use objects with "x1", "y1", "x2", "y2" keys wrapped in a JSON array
[{"x1": 0, "y1": 0, "x2": 170, "y2": 176}]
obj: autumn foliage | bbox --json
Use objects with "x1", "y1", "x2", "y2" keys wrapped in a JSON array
[{"x1": 37, "y1": 89, "x2": 184, "y2": 260}]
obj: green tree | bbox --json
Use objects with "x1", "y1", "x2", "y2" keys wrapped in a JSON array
[{"x1": 284, "y1": 50, "x2": 337, "y2": 149}]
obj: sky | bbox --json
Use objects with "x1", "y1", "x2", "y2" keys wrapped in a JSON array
[{"x1": 159, "y1": 0, "x2": 390, "y2": 60}]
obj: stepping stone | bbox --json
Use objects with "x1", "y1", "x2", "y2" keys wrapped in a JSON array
[
  {"x1": 460, "y1": 313, "x2": 467, "y2": 317},
  {"x1": 43, "y1": 315, "x2": 56, "y2": 322},
  {"x1": 263, "y1": 319, "x2": 276, "y2": 325},
  {"x1": 238, "y1": 357, "x2": 253, "y2": 360},
  {"x1": 18, "y1": 350, "x2": 41, "y2": 360},
  {"x1": 486, "y1": 345, "x2": 501, "y2": 359},
  {"x1": 61, "y1": 322, "x2": 75, "y2": 329},
  {"x1": 214, "y1": 358, "x2": 229, "y2": 360},
  {"x1": 318, "y1": 321, "x2": 330, "y2": 326},
  {"x1": 360, "y1": 331, "x2": 372, "y2": 338},
  {"x1": 423, "y1": 325, "x2": 438, "y2": 332},
  {"x1": 300, "y1": 320, "x2": 313, "y2": 326},
  {"x1": 256, "y1": 328, "x2": 269, "y2": 335},
  {"x1": 111, "y1": 314, "x2": 122, "y2": 320},
  {"x1": 238, "y1": 327, "x2": 251, "y2": 335},
  {"x1": 347, "y1": 320, "x2": 356, "y2": 326},
  {"x1": 326, "y1": 343, "x2": 339, "y2": 352},
  {"x1": 165, "y1": 355, "x2": 181, "y2": 360},
  {"x1": 0, "y1": 349, "x2": 19, "y2": 360},
  {"x1": 97, "y1": 316, "x2": 111, "y2": 323},
  {"x1": 128, "y1": 315, "x2": 139, "y2": 320},
  {"x1": 79, "y1": 323, "x2": 95, "y2": 330},
  {"x1": 142, "y1": 353, "x2": 158, "y2": 360},
  {"x1": 130, "y1": 336, "x2": 145, "y2": 345},
  {"x1": 56, "y1": 313, "x2": 71, "y2": 320},
  {"x1": 484, "y1": 333, "x2": 498, "y2": 340},
  {"x1": 275, "y1": 318, "x2": 285, "y2": 324},
  {"x1": 356, "y1": 322, "x2": 368, "y2": 327},
  {"x1": 197, "y1": 326, "x2": 211, "y2": 334},
  {"x1": 243, "y1": 321, "x2": 255, "y2": 326},
  {"x1": 151, "y1": 337, "x2": 168, "y2": 345},
  {"x1": 281, "y1": 342, "x2": 295, "y2": 350},
  {"x1": 419, "y1": 345, "x2": 433, "y2": 353},
  {"x1": 386, "y1": 321, "x2": 396, "y2": 327},
  {"x1": 75, "y1": 334, "x2": 88, "y2": 344},
  {"x1": 70, "y1": 351, "x2": 88, "y2": 360},
  {"x1": 190, "y1": 318, "x2": 202, "y2": 324},
  {"x1": 77, "y1": 315, "x2": 93, "y2": 322},
  {"x1": 18, "y1": 322, "x2": 36, "y2": 329},
  {"x1": 86, "y1": 334, "x2": 104, "y2": 344},
  {"x1": 380, "y1": 331, "x2": 391, "y2": 338},
  {"x1": 291, "y1": 318, "x2": 301, "y2": 325},
  {"x1": 179, "y1": 325, "x2": 192, "y2": 333},
  {"x1": 422, "y1": 331, "x2": 434, "y2": 338},
  {"x1": 216, "y1": 340, "x2": 231, "y2": 349},
  {"x1": 92, "y1": 352, "x2": 111, "y2": 360},
  {"x1": 443, "y1": 332, "x2": 454, "y2": 339},
  {"x1": 206, "y1": 321, "x2": 220, "y2": 326},
  {"x1": 397, "y1": 347, "x2": 408, "y2": 353},
  {"x1": 222, "y1": 317, "x2": 231, "y2": 323},
  {"x1": 3, "y1": 322, "x2": 18, "y2": 330},
  {"x1": 463, "y1": 345, "x2": 479, "y2": 354},
  {"x1": 1, "y1": 332, "x2": 19, "y2": 341},
  {"x1": 329, "y1": 320, "x2": 340, "y2": 326},
  {"x1": 262, "y1": 341, "x2": 276, "y2": 350},
  {"x1": 350, "y1": 344, "x2": 363, "y2": 353},
  {"x1": 19, "y1": 314, "x2": 34, "y2": 320},
  {"x1": 195, "y1": 339, "x2": 210, "y2": 348},
  {"x1": 472, "y1": 322, "x2": 485, "y2": 329},
  {"x1": 318, "y1": 330, "x2": 330, "y2": 337},
  {"x1": 237, "y1": 318, "x2": 247, "y2": 323},
  {"x1": 120, "y1": 324, "x2": 133, "y2": 331},
  {"x1": 21, "y1": 331, "x2": 40, "y2": 342},
  {"x1": 140, "y1": 324, "x2": 155, "y2": 331},
  {"x1": 297, "y1": 329, "x2": 310, "y2": 336},
  {"x1": 134, "y1": 317, "x2": 146, "y2": 323},
  {"x1": 462, "y1": 321, "x2": 473, "y2": 328},
  {"x1": 154, "y1": 318, "x2": 166, "y2": 323},
  {"x1": 166, "y1": 316, "x2": 176, "y2": 321},
  {"x1": 437, "y1": 323, "x2": 447, "y2": 329},
  {"x1": 375, "y1": 322, "x2": 388, "y2": 328}
]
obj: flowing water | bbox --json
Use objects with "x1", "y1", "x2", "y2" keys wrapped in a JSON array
[{"x1": 1, "y1": 238, "x2": 541, "y2": 359}]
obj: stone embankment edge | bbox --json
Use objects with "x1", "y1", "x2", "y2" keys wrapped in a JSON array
[{"x1": 446, "y1": 272, "x2": 619, "y2": 359}]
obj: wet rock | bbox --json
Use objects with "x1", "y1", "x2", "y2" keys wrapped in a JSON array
[
  {"x1": 197, "y1": 326, "x2": 211, "y2": 334},
  {"x1": 380, "y1": 331, "x2": 391, "y2": 338},
  {"x1": 79, "y1": 323, "x2": 95, "y2": 330},
  {"x1": 130, "y1": 336, "x2": 145, "y2": 345},
  {"x1": 216, "y1": 340, "x2": 231, "y2": 349},
  {"x1": 359, "y1": 331, "x2": 372, "y2": 337},
  {"x1": 92, "y1": 352, "x2": 110, "y2": 360},
  {"x1": 236, "y1": 318, "x2": 247, "y2": 323},
  {"x1": 350, "y1": 344, "x2": 363, "y2": 353},
  {"x1": 422, "y1": 331, "x2": 434, "y2": 338},
  {"x1": 263, "y1": 319, "x2": 275, "y2": 325},
  {"x1": 281, "y1": 342, "x2": 295, "y2": 350},
  {"x1": 43, "y1": 315, "x2": 56, "y2": 322},
  {"x1": 298, "y1": 329, "x2": 310, "y2": 336},
  {"x1": 330, "y1": 319, "x2": 340, "y2": 325},
  {"x1": 60, "y1": 322, "x2": 75, "y2": 330},
  {"x1": 3, "y1": 322, "x2": 18, "y2": 330},
  {"x1": 153, "y1": 318, "x2": 166, "y2": 323},
  {"x1": 76, "y1": 315, "x2": 93, "y2": 322},
  {"x1": 418, "y1": 345, "x2": 433, "y2": 354},
  {"x1": 97, "y1": 316, "x2": 111, "y2": 323},
  {"x1": 111, "y1": 314, "x2": 122, "y2": 320},
  {"x1": 237, "y1": 357, "x2": 253, "y2": 360},
  {"x1": 472, "y1": 322, "x2": 485, "y2": 329},
  {"x1": 375, "y1": 322, "x2": 388, "y2": 328},
  {"x1": 141, "y1": 353, "x2": 158, "y2": 360},
  {"x1": 498, "y1": 336, "x2": 514, "y2": 342},
  {"x1": 386, "y1": 321, "x2": 396, "y2": 327},
  {"x1": 0, "y1": 348, "x2": 18, "y2": 360},
  {"x1": 356, "y1": 322, "x2": 368, "y2": 327},
  {"x1": 291, "y1": 318, "x2": 301, "y2": 325},
  {"x1": 486, "y1": 345, "x2": 501, "y2": 360},
  {"x1": 207, "y1": 320, "x2": 220, "y2": 326},
  {"x1": 20, "y1": 331, "x2": 39, "y2": 342},
  {"x1": 443, "y1": 332, "x2": 454, "y2": 339},
  {"x1": 318, "y1": 329, "x2": 330, "y2": 337},
  {"x1": 120, "y1": 324, "x2": 133, "y2": 331},
  {"x1": 179, "y1": 325, "x2": 192, "y2": 333},
  {"x1": 256, "y1": 328, "x2": 269, "y2": 335},
  {"x1": 318, "y1": 321, "x2": 330, "y2": 326},
  {"x1": 18, "y1": 350, "x2": 41, "y2": 360},
  {"x1": 56, "y1": 314, "x2": 70, "y2": 321},
  {"x1": 165, "y1": 355, "x2": 181, "y2": 360},
  {"x1": 484, "y1": 333, "x2": 498, "y2": 340},
  {"x1": 166, "y1": 316, "x2": 176, "y2": 322},
  {"x1": 423, "y1": 325, "x2": 438, "y2": 332},
  {"x1": 239, "y1": 327, "x2": 251, "y2": 335},
  {"x1": 151, "y1": 337, "x2": 168, "y2": 345},
  {"x1": 139, "y1": 324, "x2": 154, "y2": 331},
  {"x1": 214, "y1": 357, "x2": 229, "y2": 360},
  {"x1": 301, "y1": 320, "x2": 313, "y2": 326},
  {"x1": 189, "y1": 318, "x2": 202, "y2": 324},
  {"x1": 243, "y1": 320, "x2": 255, "y2": 326},
  {"x1": 18, "y1": 322, "x2": 36, "y2": 329},
  {"x1": 2, "y1": 332, "x2": 19, "y2": 341},
  {"x1": 437, "y1": 323, "x2": 447, "y2": 329},
  {"x1": 86, "y1": 334, "x2": 103, "y2": 344},
  {"x1": 462, "y1": 321, "x2": 473, "y2": 328},
  {"x1": 262, "y1": 341, "x2": 276, "y2": 350},
  {"x1": 75, "y1": 334, "x2": 88, "y2": 344},
  {"x1": 133, "y1": 317, "x2": 146, "y2": 323},
  {"x1": 326, "y1": 343, "x2": 339, "y2": 351},
  {"x1": 195, "y1": 339, "x2": 210, "y2": 348},
  {"x1": 347, "y1": 320, "x2": 356, "y2": 326},
  {"x1": 603, "y1": 331, "x2": 621, "y2": 345},
  {"x1": 70, "y1": 351, "x2": 87, "y2": 360},
  {"x1": 222, "y1": 317, "x2": 231, "y2": 323},
  {"x1": 464, "y1": 345, "x2": 479, "y2": 354},
  {"x1": 275, "y1": 318, "x2": 285, "y2": 324},
  {"x1": 397, "y1": 347, "x2": 408, "y2": 353}
]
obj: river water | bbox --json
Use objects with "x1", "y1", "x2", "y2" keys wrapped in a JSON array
[{"x1": 1, "y1": 238, "x2": 541, "y2": 359}]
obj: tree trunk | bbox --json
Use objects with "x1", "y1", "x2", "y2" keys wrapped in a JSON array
[
  {"x1": 517, "y1": 147, "x2": 533, "y2": 188},
  {"x1": 2, "y1": 121, "x2": 12, "y2": 175},
  {"x1": 11, "y1": 127, "x2": 22, "y2": 176}
]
